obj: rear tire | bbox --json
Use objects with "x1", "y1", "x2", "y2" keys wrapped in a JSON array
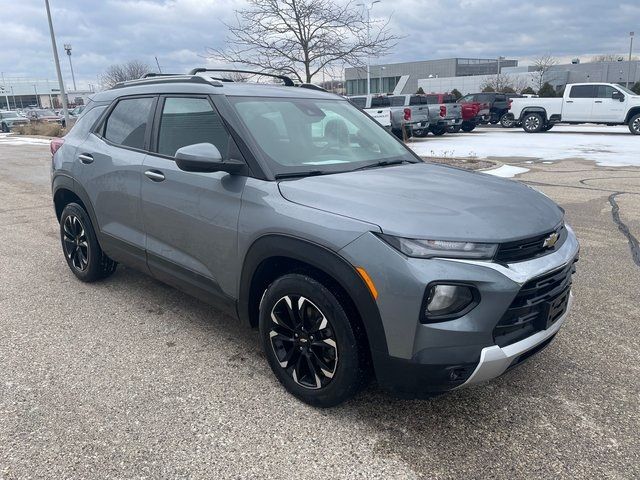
[
  {"x1": 629, "y1": 114, "x2": 640, "y2": 135},
  {"x1": 60, "y1": 203, "x2": 117, "y2": 282},
  {"x1": 461, "y1": 121, "x2": 476, "y2": 132},
  {"x1": 259, "y1": 274, "x2": 367, "y2": 408},
  {"x1": 500, "y1": 114, "x2": 515, "y2": 128},
  {"x1": 412, "y1": 129, "x2": 429, "y2": 138},
  {"x1": 1, "y1": 123, "x2": 8, "y2": 133},
  {"x1": 429, "y1": 125, "x2": 447, "y2": 136},
  {"x1": 522, "y1": 112, "x2": 544, "y2": 133},
  {"x1": 447, "y1": 125, "x2": 462, "y2": 133}
]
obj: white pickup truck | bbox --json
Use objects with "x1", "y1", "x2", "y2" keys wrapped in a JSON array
[{"x1": 508, "y1": 83, "x2": 640, "y2": 135}]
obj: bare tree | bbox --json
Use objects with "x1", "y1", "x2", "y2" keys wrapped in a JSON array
[
  {"x1": 590, "y1": 53, "x2": 638, "y2": 62},
  {"x1": 480, "y1": 73, "x2": 515, "y2": 92},
  {"x1": 100, "y1": 60, "x2": 152, "y2": 88},
  {"x1": 209, "y1": 0, "x2": 401, "y2": 83},
  {"x1": 531, "y1": 54, "x2": 558, "y2": 91}
]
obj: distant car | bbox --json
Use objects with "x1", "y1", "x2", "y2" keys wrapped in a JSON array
[
  {"x1": 0, "y1": 111, "x2": 30, "y2": 132},
  {"x1": 69, "y1": 105, "x2": 85, "y2": 117},
  {"x1": 25, "y1": 108, "x2": 65, "y2": 127}
]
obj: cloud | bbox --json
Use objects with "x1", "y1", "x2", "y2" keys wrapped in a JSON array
[{"x1": 1, "y1": 0, "x2": 639, "y2": 88}]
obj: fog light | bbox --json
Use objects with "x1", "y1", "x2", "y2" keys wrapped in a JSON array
[{"x1": 423, "y1": 284, "x2": 477, "y2": 321}]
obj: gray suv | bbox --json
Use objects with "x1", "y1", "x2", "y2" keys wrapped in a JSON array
[{"x1": 51, "y1": 69, "x2": 579, "y2": 407}]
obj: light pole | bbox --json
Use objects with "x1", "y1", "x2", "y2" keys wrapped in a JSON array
[
  {"x1": 628, "y1": 32, "x2": 635, "y2": 88},
  {"x1": 45, "y1": 0, "x2": 70, "y2": 128},
  {"x1": 33, "y1": 84, "x2": 40, "y2": 107},
  {"x1": 64, "y1": 43, "x2": 77, "y2": 91},
  {"x1": 356, "y1": 0, "x2": 380, "y2": 95},
  {"x1": 496, "y1": 56, "x2": 505, "y2": 91},
  {"x1": 379, "y1": 66, "x2": 386, "y2": 93},
  {"x1": 0, "y1": 86, "x2": 9, "y2": 110}
]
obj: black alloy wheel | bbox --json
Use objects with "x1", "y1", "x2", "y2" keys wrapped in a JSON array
[
  {"x1": 259, "y1": 273, "x2": 368, "y2": 407},
  {"x1": 268, "y1": 294, "x2": 338, "y2": 389},
  {"x1": 62, "y1": 214, "x2": 89, "y2": 272}
]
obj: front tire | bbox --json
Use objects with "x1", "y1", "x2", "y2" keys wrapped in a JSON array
[
  {"x1": 447, "y1": 124, "x2": 462, "y2": 133},
  {"x1": 412, "y1": 128, "x2": 429, "y2": 138},
  {"x1": 259, "y1": 274, "x2": 367, "y2": 407},
  {"x1": 629, "y1": 114, "x2": 640, "y2": 135},
  {"x1": 60, "y1": 203, "x2": 117, "y2": 282},
  {"x1": 429, "y1": 125, "x2": 447, "y2": 136},
  {"x1": 0, "y1": 123, "x2": 8, "y2": 133},
  {"x1": 522, "y1": 113, "x2": 544, "y2": 133}
]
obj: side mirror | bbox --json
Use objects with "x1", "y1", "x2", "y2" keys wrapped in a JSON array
[
  {"x1": 612, "y1": 90, "x2": 625, "y2": 102},
  {"x1": 174, "y1": 143, "x2": 246, "y2": 175}
]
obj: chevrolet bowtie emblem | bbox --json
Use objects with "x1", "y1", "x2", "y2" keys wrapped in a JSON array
[{"x1": 543, "y1": 232, "x2": 559, "y2": 249}]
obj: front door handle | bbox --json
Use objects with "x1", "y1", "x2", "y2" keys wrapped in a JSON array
[
  {"x1": 566, "y1": 100, "x2": 574, "y2": 103},
  {"x1": 78, "y1": 153, "x2": 94, "y2": 164},
  {"x1": 595, "y1": 100, "x2": 603, "y2": 103},
  {"x1": 144, "y1": 170, "x2": 165, "y2": 182}
]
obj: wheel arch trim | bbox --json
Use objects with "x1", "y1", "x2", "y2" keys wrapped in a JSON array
[{"x1": 238, "y1": 234, "x2": 389, "y2": 356}]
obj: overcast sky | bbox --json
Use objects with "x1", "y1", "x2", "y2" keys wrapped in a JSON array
[{"x1": 2, "y1": 0, "x2": 639, "y2": 89}]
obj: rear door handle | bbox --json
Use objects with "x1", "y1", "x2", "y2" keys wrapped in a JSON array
[
  {"x1": 144, "y1": 170, "x2": 165, "y2": 182},
  {"x1": 595, "y1": 100, "x2": 603, "y2": 103},
  {"x1": 566, "y1": 100, "x2": 574, "y2": 103},
  {"x1": 78, "y1": 153, "x2": 94, "y2": 164}
]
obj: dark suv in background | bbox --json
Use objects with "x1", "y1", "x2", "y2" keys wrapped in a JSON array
[{"x1": 51, "y1": 69, "x2": 579, "y2": 407}]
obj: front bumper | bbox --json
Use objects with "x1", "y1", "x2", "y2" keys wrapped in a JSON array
[
  {"x1": 338, "y1": 225, "x2": 580, "y2": 398},
  {"x1": 458, "y1": 292, "x2": 572, "y2": 388}
]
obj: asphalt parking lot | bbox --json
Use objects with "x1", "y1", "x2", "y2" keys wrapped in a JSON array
[{"x1": 1, "y1": 131, "x2": 639, "y2": 479}]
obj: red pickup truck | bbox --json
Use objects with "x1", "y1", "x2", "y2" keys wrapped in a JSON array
[{"x1": 423, "y1": 93, "x2": 489, "y2": 132}]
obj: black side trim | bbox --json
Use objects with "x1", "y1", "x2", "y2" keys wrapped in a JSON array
[
  {"x1": 238, "y1": 234, "x2": 389, "y2": 357},
  {"x1": 147, "y1": 251, "x2": 237, "y2": 318}
]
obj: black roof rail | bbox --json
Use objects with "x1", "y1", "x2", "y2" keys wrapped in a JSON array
[
  {"x1": 111, "y1": 75, "x2": 221, "y2": 90},
  {"x1": 297, "y1": 83, "x2": 328, "y2": 92},
  {"x1": 189, "y1": 68, "x2": 295, "y2": 87},
  {"x1": 141, "y1": 73, "x2": 181, "y2": 78}
]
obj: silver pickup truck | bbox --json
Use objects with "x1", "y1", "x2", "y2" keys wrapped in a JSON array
[
  {"x1": 395, "y1": 94, "x2": 463, "y2": 137},
  {"x1": 348, "y1": 94, "x2": 430, "y2": 139}
]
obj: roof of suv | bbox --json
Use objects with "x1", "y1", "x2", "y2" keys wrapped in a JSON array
[{"x1": 92, "y1": 75, "x2": 340, "y2": 103}]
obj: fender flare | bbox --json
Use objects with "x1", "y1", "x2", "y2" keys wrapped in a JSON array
[
  {"x1": 625, "y1": 107, "x2": 640, "y2": 124},
  {"x1": 52, "y1": 174, "x2": 100, "y2": 236},
  {"x1": 238, "y1": 234, "x2": 389, "y2": 356},
  {"x1": 519, "y1": 107, "x2": 548, "y2": 123}
]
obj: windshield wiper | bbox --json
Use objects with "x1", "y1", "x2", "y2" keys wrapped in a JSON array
[
  {"x1": 350, "y1": 159, "x2": 412, "y2": 172},
  {"x1": 275, "y1": 170, "x2": 327, "y2": 180}
]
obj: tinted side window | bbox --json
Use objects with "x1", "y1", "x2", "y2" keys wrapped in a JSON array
[
  {"x1": 569, "y1": 85, "x2": 595, "y2": 98},
  {"x1": 104, "y1": 97, "x2": 154, "y2": 149},
  {"x1": 157, "y1": 97, "x2": 229, "y2": 158},
  {"x1": 389, "y1": 96, "x2": 406, "y2": 107},
  {"x1": 442, "y1": 95, "x2": 457, "y2": 104},
  {"x1": 349, "y1": 97, "x2": 366, "y2": 109},
  {"x1": 71, "y1": 105, "x2": 107, "y2": 139},
  {"x1": 596, "y1": 85, "x2": 615, "y2": 98},
  {"x1": 370, "y1": 96, "x2": 390, "y2": 108},
  {"x1": 424, "y1": 95, "x2": 439, "y2": 105}
]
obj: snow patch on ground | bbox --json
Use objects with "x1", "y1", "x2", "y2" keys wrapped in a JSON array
[
  {"x1": 483, "y1": 165, "x2": 530, "y2": 178},
  {"x1": 0, "y1": 133, "x2": 50, "y2": 146},
  {"x1": 409, "y1": 125, "x2": 640, "y2": 167}
]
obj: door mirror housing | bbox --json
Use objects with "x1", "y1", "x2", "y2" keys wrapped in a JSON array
[
  {"x1": 174, "y1": 143, "x2": 246, "y2": 175},
  {"x1": 612, "y1": 90, "x2": 625, "y2": 102}
]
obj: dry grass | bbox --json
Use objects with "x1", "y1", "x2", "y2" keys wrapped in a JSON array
[
  {"x1": 422, "y1": 157, "x2": 497, "y2": 171},
  {"x1": 15, "y1": 122, "x2": 66, "y2": 137}
]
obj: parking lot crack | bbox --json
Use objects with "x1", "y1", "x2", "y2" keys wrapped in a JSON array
[{"x1": 608, "y1": 193, "x2": 640, "y2": 267}]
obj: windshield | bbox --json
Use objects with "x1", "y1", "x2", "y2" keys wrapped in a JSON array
[
  {"x1": 2, "y1": 112, "x2": 20, "y2": 118},
  {"x1": 36, "y1": 109, "x2": 56, "y2": 116},
  {"x1": 615, "y1": 84, "x2": 636, "y2": 95},
  {"x1": 229, "y1": 97, "x2": 416, "y2": 176}
]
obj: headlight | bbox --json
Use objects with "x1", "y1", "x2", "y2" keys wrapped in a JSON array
[{"x1": 378, "y1": 234, "x2": 498, "y2": 259}]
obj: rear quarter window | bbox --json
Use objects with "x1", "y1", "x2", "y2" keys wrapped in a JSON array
[
  {"x1": 103, "y1": 97, "x2": 155, "y2": 149},
  {"x1": 370, "y1": 96, "x2": 390, "y2": 108}
]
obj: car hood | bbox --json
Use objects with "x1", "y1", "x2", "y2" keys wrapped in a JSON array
[{"x1": 278, "y1": 163, "x2": 563, "y2": 242}]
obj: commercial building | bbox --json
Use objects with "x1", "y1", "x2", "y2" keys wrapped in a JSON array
[
  {"x1": 346, "y1": 57, "x2": 640, "y2": 96},
  {"x1": 0, "y1": 77, "x2": 95, "y2": 110},
  {"x1": 345, "y1": 58, "x2": 518, "y2": 95}
]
